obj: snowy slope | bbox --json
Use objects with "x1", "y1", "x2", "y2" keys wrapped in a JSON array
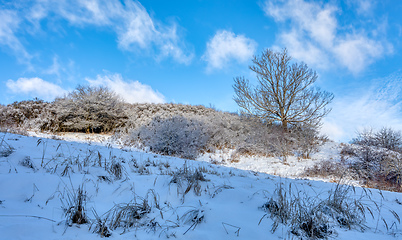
[{"x1": 0, "y1": 132, "x2": 401, "y2": 240}]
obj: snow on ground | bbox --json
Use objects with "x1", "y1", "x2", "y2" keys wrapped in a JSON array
[
  {"x1": 198, "y1": 141, "x2": 342, "y2": 177},
  {"x1": 1, "y1": 132, "x2": 401, "y2": 240}
]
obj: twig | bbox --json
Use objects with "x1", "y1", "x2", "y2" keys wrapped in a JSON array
[
  {"x1": 222, "y1": 222, "x2": 241, "y2": 236},
  {"x1": 0, "y1": 214, "x2": 56, "y2": 222}
]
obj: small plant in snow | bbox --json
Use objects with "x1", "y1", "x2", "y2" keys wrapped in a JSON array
[
  {"x1": 59, "y1": 184, "x2": 88, "y2": 226},
  {"x1": 107, "y1": 159, "x2": 125, "y2": 180},
  {"x1": 46, "y1": 181, "x2": 88, "y2": 228},
  {"x1": 181, "y1": 208, "x2": 205, "y2": 235},
  {"x1": 90, "y1": 209, "x2": 112, "y2": 237},
  {"x1": 19, "y1": 156, "x2": 37, "y2": 171},
  {"x1": 170, "y1": 162, "x2": 209, "y2": 200},
  {"x1": 260, "y1": 181, "x2": 399, "y2": 239},
  {"x1": 101, "y1": 189, "x2": 160, "y2": 233},
  {"x1": 0, "y1": 134, "x2": 14, "y2": 158}
]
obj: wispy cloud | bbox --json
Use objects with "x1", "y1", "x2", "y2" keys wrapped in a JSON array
[
  {"x1": 263, "y1": 0, "x2": 391, "y2": 74},
  {"x1": 322, "y1": 71, "x2": 402, "y2": 141},
  {"x1": 0, "y1": 0, "x2": 193, "y2": 65},
  {"x1": 43, "y1": 55, "x2": 63, "y2": 80},
  {"x1": 86, "y1": 73, "x2": 165, "y2": 104},
  {"x1": 47, "y1": 0, "x2": 193, "y2": 64},
  {"x1": 347, "y1": 0, "x2": 374, "y2": 16},
  {"x1": 6, "y1": 77, "x2": 67, "y2": 101},
  {"x1": 0, "y1": 9, "x2": 33, "y2": 69},
  {"x1": 203, "y1": 30, "x2": 257, "y2": 71},
  {"x1": 116, "y1": 7, "x2": 193, "y2": 64}
]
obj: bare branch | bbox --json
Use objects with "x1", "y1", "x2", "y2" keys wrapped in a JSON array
[{"x1": 233, "y1": 49, "x2": 334, "y2": 130}]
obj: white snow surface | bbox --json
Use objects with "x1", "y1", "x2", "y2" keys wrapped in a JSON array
[{"x1": 0, "y1": 132, "x2": 401, "y2": 240}]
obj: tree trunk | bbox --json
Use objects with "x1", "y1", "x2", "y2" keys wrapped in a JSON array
[{"x1": 282, "y1": 119, "x2": 288, "y2": 132}]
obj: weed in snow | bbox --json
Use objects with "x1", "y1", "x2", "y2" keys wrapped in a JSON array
[
  {"x1": 0, "y1": 134, "x2": 14, "y2": 157},
  {"x1": 260, "y1": 181, "x2": 400, "y2": 239}
]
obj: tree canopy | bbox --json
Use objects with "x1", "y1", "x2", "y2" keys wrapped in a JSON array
[{"x1": 233, "y1": 49, "x2": 333, "y2": 130}]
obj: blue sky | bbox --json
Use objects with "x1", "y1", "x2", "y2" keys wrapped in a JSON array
[{"x1": 1, "y1": 0, "x2": 402, "y2": 142}]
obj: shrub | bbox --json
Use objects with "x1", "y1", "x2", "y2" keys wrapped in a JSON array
[
  {"x1": 305, "y1": 144, "x2": 402, "y2": 192},
  {"x1": 134, "y1": 116, "x2": 209, "y2": 159},
  {"x1": 304, "y1": 160, "x2": 348, "y2": 179},
  {"x1": 292, "y1": 125, "x2": 324, "y2": 159},
  {"x1": 1, "y1": 94, "x2": 324, "y2": 161},
  {"x1": 49, "y1": 86, "x2": 127, "y2": 133},
  {"x1": 0, "y1": 98, "x2": 52, "y2": 130},
  {"x1": 352, "y1": 127, "x2": 402, "y2": 152},
  {"x1": 122, "y1": 104, "x2": 324, "y2": 160}
]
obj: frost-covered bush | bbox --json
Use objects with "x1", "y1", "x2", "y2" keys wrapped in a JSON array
[
  {"x1": 306, "y1": 143, "x2": 402, "y2": 191},
  {"x1": 2, "y1": 94, "x2": 324, "y2": 160},
  {"x1": 225, "y1": 121, "x2": 284, "y2": 157},
  {"x1": 120, "y1": 103, "x2": 324, "y2": 159},
  {"x1": 349, "y1": 127, "x2": 402, "y2": 187},
  {"x1": 48, "y1": 86, "x2": 127, "y2": 133},
  {"x1": 292, "y1": 126, "x2": 324, "y2": 159},
  {"x1": 0, "y1": 99, "x2": 51, "y2": 130},
  {"x1": 134, "y1": 116, "x2": 209, "y2": 159},
  {"x1": 122, "y1": 103, "x2": 219, "y2": 130},
  {"x1": 352, "y1": 127, "x2": 402, "y2": 152},
  {"x1": 351, "y1": 146, "x2": 402, "y2": 187}
]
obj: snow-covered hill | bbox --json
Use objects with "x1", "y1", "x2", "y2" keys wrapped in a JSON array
[{"x1": 1, "y1": 132, "x2": 401, "y2": 239}]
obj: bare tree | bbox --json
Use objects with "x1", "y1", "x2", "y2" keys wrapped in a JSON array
[{"x1": 233, "y1": 49, "x2": 333, "y2": 130}]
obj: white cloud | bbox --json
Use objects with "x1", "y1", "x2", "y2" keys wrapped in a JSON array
[
  {"x1": 264, "y1": 0, "x2": 391, "y2": 74},
  {"x1": 6, "y1": 77, "x2": 67, "y2": 101},
  {"x1": 321, "y1": 72, "x2": 402, "y2": 142},
  {"x1": 0, "y1": 9, "x2": 33, "y2": 68},
  {"x1": 333, "y1": 35, "x2": 384, "y2": 73},
  {"x1": 86, "y1": 73, "x2": 165, "y2": 104},
  {"x1": 203, "y1": 30, "x2": 257, "y2": 71},
  {"x1": 28, "y1": 0, "x2": 193, "y2": 64},
  {"x1": 0, "y1": 0, "x2": 193, "y2": 65},
  {"x1": 115, "y1": 2, "x2": 193, "y2": 64},
  {"x1": 278, "y1": 29, "x2": 329, "y2": 69},
  {"x1": 43, "y1": 55, "x2": 63, "y2": 79},
  {"x1": 115, "y1": 1, "x2": 156, "y2": 49},
  {"x1": 347, "y1": 0, "x2": 374, "y2": 16}
]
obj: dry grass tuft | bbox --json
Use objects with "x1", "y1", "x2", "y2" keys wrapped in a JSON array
[
  {"x1": 170, "y1": 162, "x2": 209, "y2": 199},
  {"x1": 260, "y1": 181, "x2": 400, "y2": 239}
]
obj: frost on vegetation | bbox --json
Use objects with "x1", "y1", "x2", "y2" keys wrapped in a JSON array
[
  {"x1": 19, "y1": 156, "x2": 37, "y2": 171},
  {"x1": 0, "y1": 87, "x2": 326, "y2": 161},
  {"x1": 0, "y1": 99, "x2": 51, "y2": 132},
  {"x1": 46, "y1": 183, "x2": 89, "y2": 228},
  {"x1": 352, "y1": 127, "x2": 402, "y2": 152},
  {"x1": 304, "y1": 133, "x2": 402, "y2": 192},
  {"x1": 260, "y1": 181, "x2": 400, "y2": 239},
  {"x1": 102, "y1": 195, "x2": 153, "y2": 232},
  {"x1": 126, "y1": 111, "x2": 325, "y2": 161},
  {"x1": 90, "y1": 189, "x2": 163, "y2": 237},
  {"x1": 181, "y1": 208, "x2": 205, "y2": 235},
  {"x1": 0, "y1": 134, "x2": 15, "y2": 158},
  {"x1": 49, "y1": 86, "x2": 127, "y2": 133},
  {"x1": 133, "y1": 116, "x2": 209, "y2": 160},
  {"x1": 108, "y1": 159, "x2": 125, "y2": 180},
  {"x1": 169, "y1": 163, "x2": 209, "y2": 200}
]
